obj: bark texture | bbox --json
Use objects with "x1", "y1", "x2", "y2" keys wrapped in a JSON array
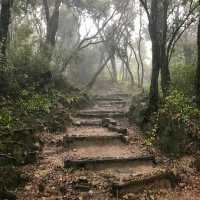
[
  {"x1": 196, "y1": 1, "x2": 200, "y2": 108},
  {"x1": 43, "y1": 0, "x2": 62, "y2": 47},
  {"x1": 0, "y1": 0, "x2": 13, "y2": 61},
  {"x1": 146, "y1": 0, "x2": 170, "y2": 110}
]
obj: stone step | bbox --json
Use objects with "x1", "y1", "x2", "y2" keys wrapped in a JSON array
[
  {"x1": 95, "y1": 93, "x2": 130, "y2": 100},
  {"x1": 66, "y1": 140, "x2": 147, "y2": 160},
  {"x1": 67, "y1": 127, "x2": 120, "y2": 136},
  {"x1": 64, "y1": 155, "x2": 155, "y2": 170},
  {"x1": 63, "y1": 134, "x2": 127, "y2": 148},
  {"x1": 72, "y1": 119, "x2": 102, "y2": 126},
  {"x1": 112, "y1": 170, "x2": 178, "y2": 197},
  {"x1": 95, "y1": 97, "x2": 125, "y2": 101},
  {"x1": 96, "y1": 100, "x2": 128, "y2": 106},
  {"x1": 78, "y1": 110, "x2": 127, "y2": 118}
]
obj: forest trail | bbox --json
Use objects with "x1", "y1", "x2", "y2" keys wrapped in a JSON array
[{"x1": 16, "y1": 86, "x2": 196, "y2": 200}]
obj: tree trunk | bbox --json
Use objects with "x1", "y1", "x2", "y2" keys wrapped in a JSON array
[
  {"x1": 121, "y1": 62, "x2": 125, "y2": 81},
  {"x1": 125, "y1": 60, "x2": 134, "y2": 86},
  {"x1": 138, "y1": 39, "x2": 144, "y2": 87},
  {"x1": 160, "y1": 0, "x2": 170, "y2": 96},
  {"x1": 0, "y1": 0, "x2": 13, "y2": 62},
  {"x1": 138, "y1": 6, "x2": 144, "y2": 87},
  {"x1": 130, "y1": 45, "x2": 141, "y2": 87},
  {"x1": 43, "y1": 0, "x2": 62, "y2": 47},
  {"x1": 119, "y1": 53, "x2": 134, "y2": 86},
  {"x1": 149, "y1": 41, "x2": 160, "y2": 110},
  {"x1": 148, "y1": 0, "x2": 170, "y2": 110},
  {"x1": 110, "y1": 55, "x2": 117, "y2": 82},
  {"x1": 106, "y1": 64, "x2": 115, "y2": 81},
  {"x1": 148, "y1": 0, "x2": 162, "y2": 110},
  {"x1": 196, "y1": 0, "x2": 200, "y2": 108},
  {"x1": 161, "y1": 53, "x2": 171, "y2": 96}
]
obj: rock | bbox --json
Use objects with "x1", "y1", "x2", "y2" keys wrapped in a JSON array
[
  {"x1": 179, "y1": 182, "x2": 187, "y2": 188},
  {"x1": 33, "y1": 142, "x2": 41, "y2": 150},
  {"x1": 25, "y1": 185, "x2": 32, "y2": 191},
  {"x1": 107, "y1": 124, "x2": 127, "y2": 135},
  {"x1": 73, "y1": 148, "x2": 77, "y2": 152},
  {"x1": 102, "y1": 118, "x2": 117, "y2": 127},
  {"x1": 88, "y1": 190, "x2": 94, "y2": 196},
  {"x1": 73, "y1": 121, "x2": 81, "y2": 126}
]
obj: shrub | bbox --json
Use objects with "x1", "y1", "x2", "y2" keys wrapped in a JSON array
[
  {"x1": 147, "y1": 90, "x2": 200, "y2": 156},
  {"x1": 171, "y1": 64, "x2": 195, "y2": 96}
]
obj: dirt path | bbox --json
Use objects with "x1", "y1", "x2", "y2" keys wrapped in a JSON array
[{"x1": 16, "y1": 87, "x2": 200, "y2": 200}]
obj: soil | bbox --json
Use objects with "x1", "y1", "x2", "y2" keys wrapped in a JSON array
[{"x1": 16, "y1": 86, "x2": 200, "y2": 200}]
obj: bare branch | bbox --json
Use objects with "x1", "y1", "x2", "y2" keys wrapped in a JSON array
[
  {"x1": 168, "y1": 18, "x2": 196, "y2": 63},
  {"x1": 167, "y1": 2, "x2": 199, "y2": 58},
  {"x1": 86, "y1": 55, "x2": 112, "y2": 89},
  {"x1": 60, "y1": 8, "x2": 118, "y2": 72}
]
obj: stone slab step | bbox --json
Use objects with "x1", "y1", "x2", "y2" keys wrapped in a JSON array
[
  {"x1": 67, "y1": 142, "x2": 147, "y2": 159},
  {"x1": 72, "y1": 119, "x2": 102, "y2": 126},
  {"x1": 95, "y1": 97, "x2": 125, "y2": 101},
  {"x1": 63, "y1": 134, "x2": 126, "y2": 147},
  {"x1": 78, "y1": 110, "x2": 127, "y2": 118},
  {"x1": 96, "y1": 100, "x2": 128, "y2": 105},
  {"x1": 67, "y1": 127, "x2": 117, "y2": 136},
  {"x1": 64, "y1": 155, "x2": 155, "y2": 169},
  {"x1": 95, "y1": 93, "x2": 130, "y2": 99},
  {"x1": 112, "y1": 170, "x2": 178, "y2": 197}
]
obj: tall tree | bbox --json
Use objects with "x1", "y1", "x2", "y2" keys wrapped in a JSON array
[
  {"x1": 0, "y1": 0, "x2": 13, "y2": 62},
  {"x1": 43, "y1": 0, "x2": 62, "y2": 47},
  {"x1": 196, "y1": 0, "x2": 200, "y2": 107},
  {"x1": 140, "y1": 0, "x2": 198, "y2": 110}
]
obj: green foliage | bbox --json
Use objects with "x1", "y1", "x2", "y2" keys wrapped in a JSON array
[
  {"x1": 19, "y1": 93, "x2": 53, "y2": 113},
  {"x1": 7, "y1": 21, "x2": 52, "y2": 89},
  {"x1": 0, "y1": 88, "x2": 89, "y2": 165},
  {"x1": 171, "y1": 64, "x2": 195, "y2": 95},
  {"x1": 148, "y1": 90, "x2": 200, "y2": 156},
  {"x1": 0, "y1": 23, "x2": 90, "y2": 163},
  {"x1": 0, "y1": 110, "x2": 13, "y2": 129}
]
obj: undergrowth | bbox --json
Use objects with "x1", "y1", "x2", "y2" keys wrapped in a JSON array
[
  {"x1": 0, "y1": 61, "x2": 90, "y2": 195},
  {"x1": 146, "y1": 90, "x2": 200, "y2": 156}
]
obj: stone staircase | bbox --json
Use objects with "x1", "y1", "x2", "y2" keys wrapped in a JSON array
[{"x1": 62, "y1": 91, "x2": 178, "y2": 198}]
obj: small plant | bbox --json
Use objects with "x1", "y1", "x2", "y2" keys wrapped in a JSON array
[{"x1": 0, "y1": 110, "x2": 13, "y2": 129}]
